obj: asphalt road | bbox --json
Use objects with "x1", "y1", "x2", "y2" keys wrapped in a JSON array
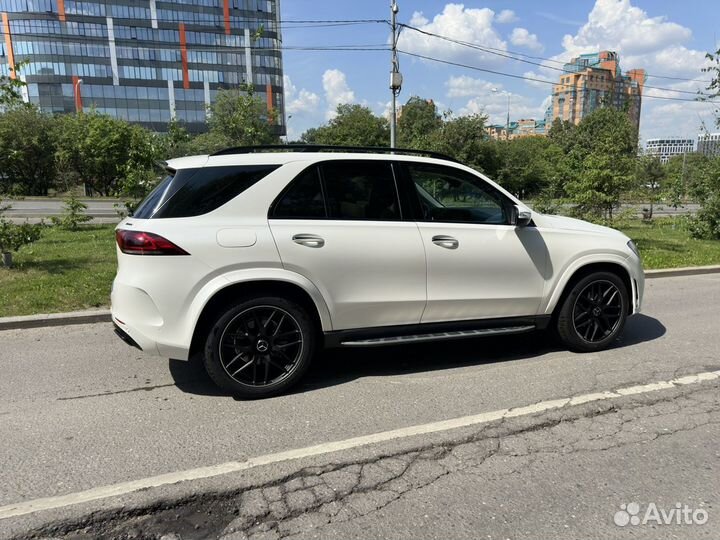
[
  {"x1": 2, "y1": 199, "x2": 701, "y2": 224},
  {"x1": 1, "y1": 274, "x2": 719, "y2": 538},
  {"x1": 2, "y1": 199, "x2": 121, "y2": 224}
]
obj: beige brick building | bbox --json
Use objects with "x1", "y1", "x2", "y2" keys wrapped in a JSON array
[{"x1": 551, "y1": 51, "x2": 644, "y2": 131}]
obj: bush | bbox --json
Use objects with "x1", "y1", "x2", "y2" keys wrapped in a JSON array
[
  {"x1": 687, "y1": 195, "x2": 720, "y2": 240},
  {"x1": 50, "y1": 195, "x2": 93, "y2": 230},
  {"x1": 0, "y1": 218, "x2": 43, "y2": 268}
]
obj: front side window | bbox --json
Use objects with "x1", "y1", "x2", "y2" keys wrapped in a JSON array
[
  {"x1": 321, "y1": 161, "x2": 401, "y2": 220},
  {"x1": 408, "y1": 163, "x2": 509, "y2": 225}
]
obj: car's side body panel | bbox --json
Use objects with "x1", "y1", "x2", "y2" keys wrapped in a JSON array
[
  {"x1": 111, "y1": 151, "x2": 645, "y2": 364},
  {"x1": 269, "y1": 219, "x2": 427, "y2": 329},
  {"x1": 417, "y1": 222, "x2": 547, "y2": 322}
]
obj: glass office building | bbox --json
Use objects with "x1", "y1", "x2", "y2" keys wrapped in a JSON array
[{"x1": 0, "y1": 0, "x2": 285, "y2": 134}]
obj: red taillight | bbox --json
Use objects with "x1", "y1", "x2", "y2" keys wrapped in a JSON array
[{"x1": 115, "y1": 230, "x2": 189, "y2": 256}]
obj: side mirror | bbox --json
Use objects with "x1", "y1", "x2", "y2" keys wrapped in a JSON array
[{"x1": 510, "y1": 204, "x2": 532, "y2": 227}]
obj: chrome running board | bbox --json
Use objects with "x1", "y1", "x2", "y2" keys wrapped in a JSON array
[{"x1": 340, "y1": 325, "x2": 535, "y2": 347}]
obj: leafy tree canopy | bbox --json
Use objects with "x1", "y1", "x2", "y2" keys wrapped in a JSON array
[
  {"x1": 208, "y1": 86, "x2": 278, "y2": 147},
  {"x1": 397, "y1": 96, "x2": 442, "y2": 148},
  {"x1": 301, "y1": 104, "x2": 389, "y2": 147}
]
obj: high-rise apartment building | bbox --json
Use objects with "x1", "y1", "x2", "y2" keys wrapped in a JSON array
[
  {"x1": 697, "y1": 132, "x2": 720, "y2": 158},
  {"x1": 0, "y1": 0, "x2": 285, "y2": 134},
  {"x1": 550, "y1": 51, "x2": 644, "y2": 131},
  {"x1": 645, "y1": 137, "x2": 694, "y2": 164}
]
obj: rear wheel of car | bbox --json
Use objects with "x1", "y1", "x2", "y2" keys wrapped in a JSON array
[
  {"x1": 203, "y1": 296, "x2": 316, "y2": 399},
  {"x1": 556, "y1": 272, "x2": 628, "y2": 352}
]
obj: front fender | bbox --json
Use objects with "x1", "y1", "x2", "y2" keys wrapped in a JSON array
[{"x1": 541, "y1": 253, "x2": 636, "y2": 315}]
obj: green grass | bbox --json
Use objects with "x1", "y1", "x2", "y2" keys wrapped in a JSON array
[
  {"x1": 0, "y1": 219, "x2": 719, "y2": 318},
  {"x1": 620, "y1": 219, "x2": 720, "y2": 270},
  {"x1": 0, "y1": 225, "x2": 116, "y2": 317}
]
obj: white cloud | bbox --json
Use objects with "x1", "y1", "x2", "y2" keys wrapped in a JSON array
[
  {"x1": 510, "y1": 27, "x2": 544, "y2": 52},
  {"x1": 322, "y1": 69, "x2": 355, "y2": 120},
  {"x1": 495, "y1": 9, "x2": 518, "y2": 24},
  {"x1": 283, "y1": 75, "x2": 320, "y2": 116},
  {"x1": 444, "y1": 76, "x2": 547, "y2": 124},
  {"x1": 398, "y1": 4, "x2": 507, "y2": 64},
  {"x1": 526, "y1": 0, "x2": 713, "y2": 140},
  {"x1": 445, "y1": 75, "x2": 496, "y2": 98},
  {"x1": 522, "y1": 70, "x2": 554, "y2": 89},
  {"x1": 561, "y1": 0, "x2": 690, "y2": 58}
]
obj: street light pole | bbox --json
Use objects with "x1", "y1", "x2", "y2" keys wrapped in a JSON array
[
  {"x1": 492, "y1": 88, "x2": 511, "y2": 140},
  {"x1": 505, "y1": 92, "x2": 510, "y2": 140},
  {"x1": 389, "y1": 1, "x2": 402, "y2": 148}
]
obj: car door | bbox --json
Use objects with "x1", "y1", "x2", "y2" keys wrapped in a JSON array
[
  {"x1": 402, "y1": 162, "x2": 548, "y2": 323},
  {"x1": 268, "y1": 160, "x2": 427, "y2": 331}
]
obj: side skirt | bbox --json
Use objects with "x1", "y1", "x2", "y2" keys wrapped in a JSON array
[{"x1": 324, "y1": 315, "x2": 551, "y2": 348}]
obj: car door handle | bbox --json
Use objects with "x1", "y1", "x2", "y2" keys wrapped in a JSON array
[
  {"x1": 292, "y1": 234, "x2": 325, "y2": 248},
  {"x1": 431, "y1": 235, "x2": 459, "y2": 249}
]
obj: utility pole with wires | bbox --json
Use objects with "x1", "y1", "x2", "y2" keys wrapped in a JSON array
[{"x1": 389, "y1": 1, "x2": 402, "y2": 148}]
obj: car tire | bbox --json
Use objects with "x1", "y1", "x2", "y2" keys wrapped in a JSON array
[
  {"x1": 556, "y1": 271, "x2": 629, "y2": 352},
  {"x1": 203, "y1": 296, "x2": 316, "y2": 399}
]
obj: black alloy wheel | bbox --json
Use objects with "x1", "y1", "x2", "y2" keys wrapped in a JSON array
[
  {"x1": 219, "y1": 306, "x2": 303, "y2": 386},
  {"x1": 556, "y1": 271, "x2": 629, "y2": 352},
  {"x1": 571, "y1": 280, "x2": 624, "y2": 343},
  {"x1": 204, "y1": 297, "x2": 315, "y2": 398}
]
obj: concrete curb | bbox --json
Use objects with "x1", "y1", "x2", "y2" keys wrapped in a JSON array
[
  {"x1": 1, "y1": 265, "x2": 719, "y2": 331},
  {"x1": 0, "y1": 310, "x2": 111, "y2": 331},
  {"x1": 644, "y1": 265, "x2": 720, "y2": 279}
]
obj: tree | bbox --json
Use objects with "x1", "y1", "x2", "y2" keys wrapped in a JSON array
[
  {"x1": 0, "y1": 106, "x2": 57, "y2": 195},
  {"x1": 663, "y1": 152, "x2": 711, "y2": 207},
  {"x1": 547, "y1": 118, "x2": 577, "y2": 151},
  {"x1": 682, "y1": 47, "x2": 720, "y2": 237},
  {"x1": 190, "y1": 130, "x2": 234, "y2": 155},
  {"x1": 50, "y1": 195, "x2": 92, "y2": 230},
  {"x1": 635, "y1": 155, "x2": 666, "y2": 219},
  {"x1": 301, "y1": 104, "x2": 390, "y2": 146},
  {"x1": 208, "y1": 85, "x2": 278, "y2": 146},
  {"x1": 54, "y1": 112, "x2": 163, "y2": 196},
  {"x1": 0, "y1": 203, "x2": 43, "y2": 268},
  {"x1": 397, "y1": 96, "x2": 442, "y2": 148},
  {"x1": 164, "y1": 119, "x2": 194, "y2": 159},
  {"x1": 495, "y1": 137, "x2": 557, "y2": 199},
  {"x1": 425, "y1": 113, "x2": 498, "y2": 174},
  {"x1": 702, "y1": 47, "x2": 720, "y2": 126},
  {"x1": 560, "y1": 107, "x2": 639, "y2": 221},
  {"x1": 0, "y1": 62, "x2": 27, "y2": 109}
]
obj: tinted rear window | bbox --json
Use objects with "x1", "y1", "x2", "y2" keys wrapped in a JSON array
[
  {"x1": 135, "y1": 165, "x2": 279, "y2": 219},
  {"x1": 321, "y1": 161, "x2": 400, "y2": 220},
  {"x1": 270, "y1": 166, "x2": 326, "y2": 219},
  {"x1": 132, "y1": 174, "x2": 175, "y2": 219}
]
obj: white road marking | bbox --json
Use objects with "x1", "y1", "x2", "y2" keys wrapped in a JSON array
[{"x1": 1, "y1": 370, "x2": 718, "y2": 521}]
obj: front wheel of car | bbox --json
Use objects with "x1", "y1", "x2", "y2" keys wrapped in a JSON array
[
  {"x1": 556, "y1": 272, "x2": 629, "y2": 352},
  {"x1": 203, "y1": 296, "x2": 316, "y2": 399}
]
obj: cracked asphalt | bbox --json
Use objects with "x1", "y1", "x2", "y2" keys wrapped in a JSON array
[{"x1": 1, "y1": 274, "x2": 719, "y2": 539}]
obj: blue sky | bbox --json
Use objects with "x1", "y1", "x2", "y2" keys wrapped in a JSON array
[{"x1": 279, "y1": 0, "x2": 719, "y2": 144}]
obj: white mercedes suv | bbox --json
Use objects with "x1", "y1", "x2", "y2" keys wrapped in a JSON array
[{"x1": 112, "y1": 146, "x2": 644, "y2": 398}]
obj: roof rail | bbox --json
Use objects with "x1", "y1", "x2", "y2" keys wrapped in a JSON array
[{"x1": 210, "y1": 144, "x2": 459, "y2": 162}]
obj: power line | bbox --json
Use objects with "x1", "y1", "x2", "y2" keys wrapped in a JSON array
[
  {"x1": 398, "y1": 50, "x2": 719, "y2": 103},
  {"x1": 399, "y1": 23, "x2": 713, "y2": 88}
]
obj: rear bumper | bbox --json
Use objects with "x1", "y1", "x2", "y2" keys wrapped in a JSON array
[
  {"x1": 113, "y1": 323, "x2": 142, "y2": 351},
  {"x1": 111, "y1": 278, "x2": 191, "y2": 360}
]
